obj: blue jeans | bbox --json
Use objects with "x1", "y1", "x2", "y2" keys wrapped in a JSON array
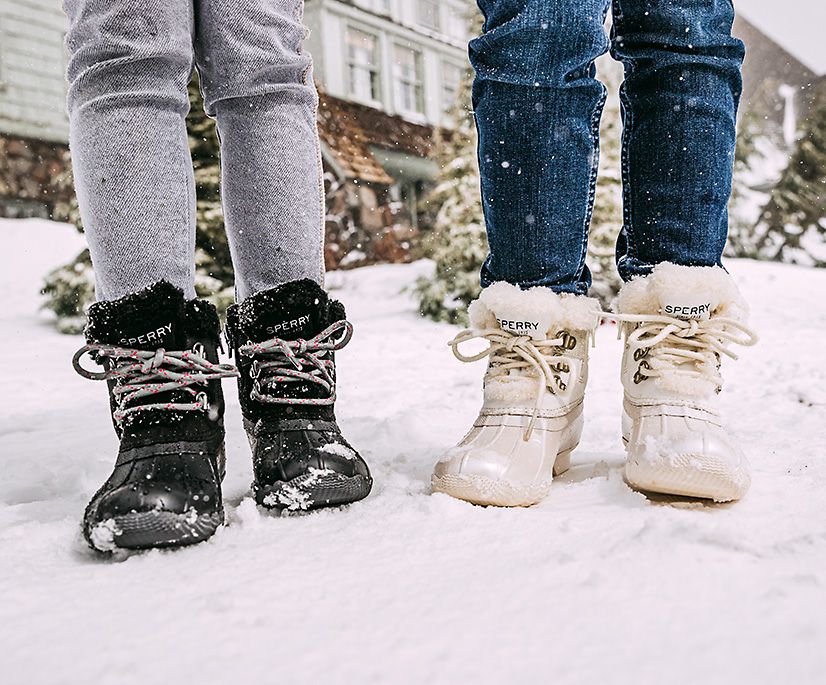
[{"x1": 471, "y1": 0, "x2": 745, "y2": 293}]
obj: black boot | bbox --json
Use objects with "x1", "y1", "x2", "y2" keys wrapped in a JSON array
[
  {"x1": 73, "y1": 281, "x2": 238, "y2": 552},
  {"x1": 226, "y1": 279, "x2": 372, "y2": 512}
]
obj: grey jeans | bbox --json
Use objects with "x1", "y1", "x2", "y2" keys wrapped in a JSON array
[{"x1": 64, "y1": 0, "x2": 325, "y2": 302}]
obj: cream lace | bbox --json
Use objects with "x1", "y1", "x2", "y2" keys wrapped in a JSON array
[
  {"x1": 614, "y1": 313, "x2": 757, "y2": 389},
  {"x1": 449, "y1": 328, "x2": 581, "y2": 440}
]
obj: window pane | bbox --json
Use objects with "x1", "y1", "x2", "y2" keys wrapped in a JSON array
[
  {"x1": 445, "y1": 8, "x2": 467, "y2": 40},
  {"x1": 418, "y1": 0, "x2": 440, "y2": 31},
  {"x1": 347, "y1": 29, "x2": 377, "y2": 67},
  {"x1": 393, "y1": 45, "x2": 423, "y2": 114},
  {"x1": 347, "y1": 29, "x2": 380, "y2": 102}
]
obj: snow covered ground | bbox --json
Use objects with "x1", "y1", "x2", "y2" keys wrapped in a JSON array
[{"x1": 1, "y1": 218, "x2": 825, "y2": 684}]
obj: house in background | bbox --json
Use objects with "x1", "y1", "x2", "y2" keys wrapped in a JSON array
[
  {"x1": 0, "y1": 0, "x2": 471, "y2": 267},
  {"x1": 733, "y1": 12, "x2": 825, "y2": 148},
  {"x1": 1, "y1": 1, "x2": 822, "y2": 239},
  {"x1": 304, "y1": 0, "x2": 470, "y2": 266},
  {"x1": 0, "y1": 0, "x2": 71, "y2": 218}
]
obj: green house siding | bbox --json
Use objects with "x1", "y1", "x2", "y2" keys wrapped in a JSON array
[{"x1": 0, "y1": 0, "x2": 69, "y2": 143}]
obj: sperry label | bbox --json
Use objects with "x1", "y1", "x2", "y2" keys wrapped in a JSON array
[
  {"x1": 265, "y1": 315, "x2": 311, "y2": 336},
  {"x1": 663, "y1": 303, "x2": 710, "y2": 318},
  {"x1": 119, "y1": 322, "x2": 173, "y2": 347},
  {"x1": 660, "y1": 299, "x2": 713, "y2": 321},
  {"x1": 496, "y1": 314, "x2": 550, "y2": 341}
]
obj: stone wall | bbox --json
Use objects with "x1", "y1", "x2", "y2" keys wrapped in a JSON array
[
  {"x1": 0, "y1": 134, "x2": 72, "y2": 219},
  {"x1": 322, "y1": 171, "x2": 422, "y2": 271}
]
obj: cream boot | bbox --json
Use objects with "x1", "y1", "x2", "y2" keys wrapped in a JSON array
[
  {"x1": 432, "y1": 282, "x2": 601, "y2": 507},
  {"x1": 615, "y1": 263, "x2": 758, "y2": 502}
]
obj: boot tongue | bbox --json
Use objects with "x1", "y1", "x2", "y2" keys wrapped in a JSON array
[
  {"x1": 238, "y1": 279, "x2": 329, "y2": 343},
  {"x1": 85, "y1": 281, "x2": 187, "y2": 350},
  {"x1": 659, "y1": 293, "x2": 714, "y2": 321}
]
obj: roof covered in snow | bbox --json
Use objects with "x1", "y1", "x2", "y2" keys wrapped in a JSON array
[
  {"x1": 736, "y1": 0, "x2": 826, "y2": 76},
  {"x1": 317, "y1": 92, "x2": 435, "y2": 185}
]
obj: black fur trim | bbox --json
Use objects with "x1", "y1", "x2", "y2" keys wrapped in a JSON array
[
  {"x1": 184, "y1": 298, "x2": 221, "y2": 345},
  {"x1": 85, "y1": 280, "x2": 185, "y2": 348},
  {"x1": 328, "y1": 298, "x2": 346, "y2": 326},
  {"x1": 229, "y1": 279, "x2": 346, "y2": 343}
]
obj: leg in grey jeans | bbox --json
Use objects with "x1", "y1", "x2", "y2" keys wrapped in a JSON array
[{"x1": 64, "y1": 0, "x2": 324, "y2": 302}]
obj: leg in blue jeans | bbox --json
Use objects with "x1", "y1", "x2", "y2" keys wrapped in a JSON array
[
  {"x1": 471, "y1": 0, "x2": 611, "y2": 294},
  {"x1": 471, "y1": 0, "x2": 745, "y2": 291},
  {"x1": 610, "y1": 0, "x2": 744, "y2": 281}
]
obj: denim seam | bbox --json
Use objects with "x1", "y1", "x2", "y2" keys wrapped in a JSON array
[
  {"x1": 577, "y1": 79, "x2": 608, "y2": 291},
  {"x1": 618, "y1": 82, "x2": 635, "y2": 263},
  {"x1": 611, "y1": 0, "x2": 638, "y2": 269},
  {"x1": 473, "y1": 101, "x2": 496, "y2": 289}
]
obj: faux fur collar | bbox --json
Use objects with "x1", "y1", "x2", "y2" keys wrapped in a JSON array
[
  {"x1": 227, "y1": 279, "x2": 345, "y2": 344},
  {"x1": 468, "y1": 281, "x2": 602, "y2": 334},
  {"x1": 614, "y1": 262, "x2": 748, "y2": 322}
]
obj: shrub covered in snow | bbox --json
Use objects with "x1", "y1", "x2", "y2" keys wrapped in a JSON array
[
  {"x1": 749, "y1": 86, "x2": 826, "y2": 266},
  {"x1": 415, "y1": 70, "x2": 487, "y2": 326}
]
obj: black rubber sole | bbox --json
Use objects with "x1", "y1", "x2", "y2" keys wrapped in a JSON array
[
  {"x1": 86, "y1": 509, "x2": 224, "y2": 552},
  {"x1": 254, "y1": 470, "x2": 372, "y2": 512}
]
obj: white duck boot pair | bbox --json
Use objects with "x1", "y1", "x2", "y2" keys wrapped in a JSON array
[{"x1": 432, "y1": 263, "x2": 757, "y2": 507}]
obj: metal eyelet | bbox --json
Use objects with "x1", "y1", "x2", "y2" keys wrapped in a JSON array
[
  {"x1": 196, "y1": 391, "x2": 209, "y2": 412},
  {"x1": 556, "y1": 331, "x2": 577, "y2": 350},
  {"x1": 192, "y1": 342, "x2": 205, "y2": 356},
  {"x1": 250, "y1": 359, "x2": 261, "y2": 379},
  {"x1": 633, "y1": 360, "x2": 651, "y2": 384},
  {"x1": 633, "y1": 347, "x2": 649, "y2": 361},
  {"x1": 555, "y1": 376, "x2": 567, "y2": 391}
]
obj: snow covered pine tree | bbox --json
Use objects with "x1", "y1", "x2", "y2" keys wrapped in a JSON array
[
  {"x1": 751, "y1": 85, "x2": 826, "y2": 266},
  {"x1": 416, "y1": 67, "x2": 488, "y2": 326}
]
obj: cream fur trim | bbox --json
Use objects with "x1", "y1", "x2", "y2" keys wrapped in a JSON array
[
  {"x1": 468, "y1": 281, "x2": 601, "y2": 334},
  {"x1": 614, "y1": 262, "x2": 748, "y2": 322}
]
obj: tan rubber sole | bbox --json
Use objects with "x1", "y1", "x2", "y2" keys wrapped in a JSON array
[
  {"x1": 622, "y1": 437, "x2": 750, "y2": 503},
  {"x1": 431, "y1": 448, "x2": 572, "y2": 508}
]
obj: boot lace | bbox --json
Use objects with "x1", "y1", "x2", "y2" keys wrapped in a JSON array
[
  {"x1": 238, "y1": 320, "x2": 353, "y2": 406},
  {"x1": 613, "y1": 313, "x2": 757, "y2": 389},
  {"x1": 449, "y1": 327, "x2": 584, "y2": 440},
  {"x1": 72, "y1": 343, "x2": 239, "y2": 424}
]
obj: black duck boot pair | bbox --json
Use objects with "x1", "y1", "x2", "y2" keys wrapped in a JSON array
[{"x1": 75, "y1": 279, "x2": 371, "y2": 553}]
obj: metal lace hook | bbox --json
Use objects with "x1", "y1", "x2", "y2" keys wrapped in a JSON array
[{"x1": 71, "y1": 345, "x2": 109, "y2": 381}]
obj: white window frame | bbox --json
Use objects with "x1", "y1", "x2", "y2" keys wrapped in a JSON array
[
  {"x1": 392, "y1": 42, "x2": 425, "y2": 117},
  {"x1": 344, "y1": 25, "x2": 383, "y2": 108},
  {"x1": 440, "y1": 60, "x2": 464, "y2": 115},
  {"x1": 353, "y1": 0, "x2": 391, "y2": 15}
]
